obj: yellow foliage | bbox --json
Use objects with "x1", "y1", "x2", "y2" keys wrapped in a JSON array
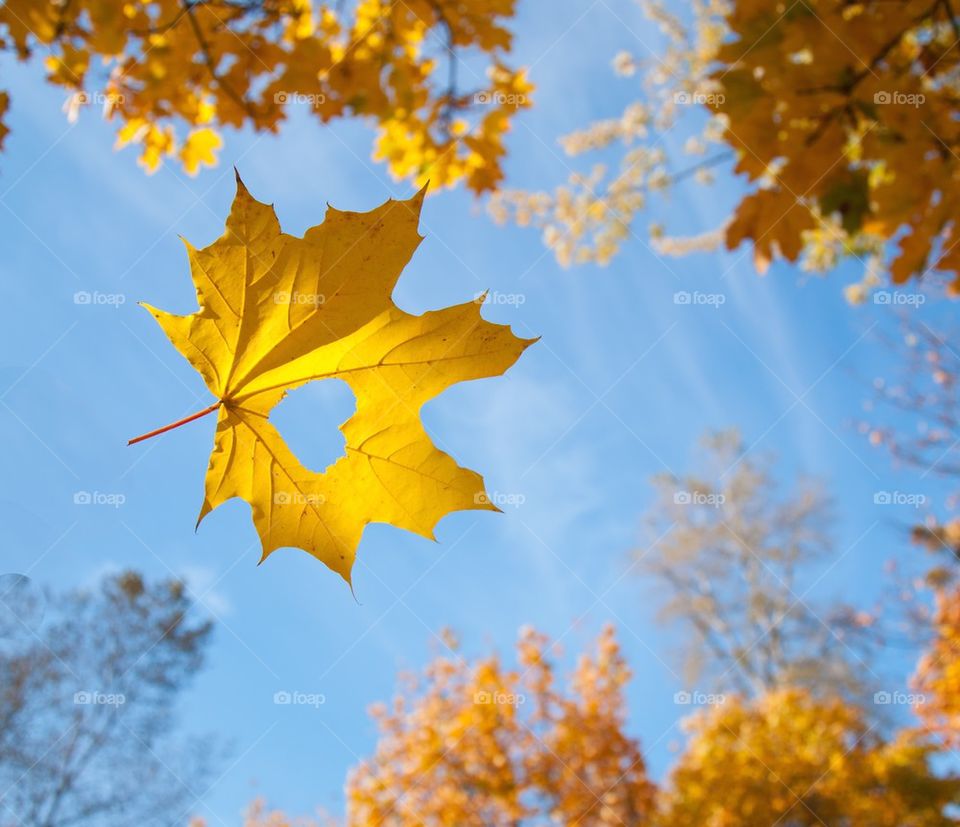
[
  {"x1": 136, "y1": 176, "x2": 533, "y2": 582},
  {"x1": 346, "y1": 625, "x2": 656, "y2": 825},
  {"x1": 658, "y1": 688, "x2": 960, "y2": 826},
  {"x1": 0, "y1": 0, "x2": 529, "y2": 192},
  {"x1": 914, "y1": 586, "x2": 960, "y2": 746},
  {"x1": 493, "y1": 0, "x2": 960, "y2": 296},
  {"x1": 714, "y1": 0, "x2": 960, "y2": 289},
  {"x1": 179, "y1": 127, "x2": 222, "y2": 176}
]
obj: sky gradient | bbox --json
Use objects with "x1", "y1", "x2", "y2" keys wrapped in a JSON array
[{"x1": 0, "y1": 1, "x2": 956, "y2": 823}]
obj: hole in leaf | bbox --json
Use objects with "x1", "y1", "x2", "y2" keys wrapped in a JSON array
[{"x1": 269, "y1": 378, "x2": 356, "y2": 473}]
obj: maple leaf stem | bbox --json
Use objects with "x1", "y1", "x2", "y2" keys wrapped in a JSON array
[{"x1": 127, "y1": 402, "x2": 222, "y2": 446}]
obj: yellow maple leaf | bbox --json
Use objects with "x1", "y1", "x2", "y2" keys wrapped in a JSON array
[{"x1": 132, "y1": 174, "x2": 534, "y2": 583}]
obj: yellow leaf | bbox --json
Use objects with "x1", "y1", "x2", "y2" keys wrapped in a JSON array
[
  {"x1": 138, "y1": 175, "x2": 534, "y2": 583},
  {"x1": 179, "y1": 128, "x2": 222, "y2": 176}
]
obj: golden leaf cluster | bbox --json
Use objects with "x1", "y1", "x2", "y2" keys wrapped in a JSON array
[
  {"x1": 0, "y1": 0, "x2": 531, "y2": 190},
  {"x1": 914, "y1": 586, "x2": 960, "y2": 747},
  {"x1": 198, "y1": 630, "x2": 960, "y2": 826},
  {"x1": 713, "y1": 0, "x2": 960, "y2": 288},
  {"x1": 492, "y1": 0, "x2": 960, "y2": 300},
  {"x1": 660, "y1": 688, "x2": 959, "y2": 826},
  {"x1": 346, "y1": 625, "x2": 656, "y2": 825}
]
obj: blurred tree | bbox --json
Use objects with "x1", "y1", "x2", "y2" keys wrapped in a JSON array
[
  {"x1": 0, "y1": 0, "x2": 530, "y2": 192},
  {"x1": 0, "y1": 570, "x2": 214, "y2": 827},
  {"x1": 657, "y1": 688, "x2": 960, "y2": 826},
  {"x1": 913, "y1": 584, "x2": 960, "y2": 747},
  {"x1": 490, "y1": 0, "x2": 731, "y2": 267},
  {"x1": 491, "y1": 0, "x2": 960, "y2": 300},
  {"x1": 345, "y1": 625, "x2": 655, "y2": 826},
  {"x1": 865, "y1": 316, "x2": 960, "y2": 566},
  {"x1": 214, "y1": 624, "x2": 960, "y2": 826},
  {"x1": 637, "y1": 430, "x2": 877, "y2": 699}
]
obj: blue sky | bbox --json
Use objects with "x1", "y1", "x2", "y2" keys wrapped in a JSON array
[{"x1": 1, "y1": 0, "x2": 956, "y2": 823}]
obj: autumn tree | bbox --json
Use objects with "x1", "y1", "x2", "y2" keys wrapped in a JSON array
[
  {"x1": 861, "y1": 316, "x2": 960, "y2": 745},
  {"x1": 656, "y1": 688, "x2": 960, "y2": 826},
  {"x1": 492, "y1": 0, "x2": 960, "y2": 299},
  {"x1": 864, "y1": 314, "x2": 960, "y2": 558},
  {"x1": 490, "y1": 0, "x2": 732, "y2": 268},
  {"x1": 637, "y1": 430, "x2": 877, "y2": 700},
  {"x1": 913, "y1": 584, "x2": 960, "y2": 747},
  {"x1": 345, "y1": 625, "x2": 656, "y2": 826},
  {"x1": 712, "y1": 0, "x2": 960, "y2": 292},
  {"x1": 0, "y1": 570, "x2": 215, "y2": 827},
  {"x1": 0, "y1": 0, "x2": 530, "y2": 191}
]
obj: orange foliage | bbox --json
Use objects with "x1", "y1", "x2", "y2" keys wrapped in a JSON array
[
  {"x1": 914, "y1": 586, "x2": 960, "y2": 746},
  {"x1": 346, "y1": 625, "x2": 656, "y2": 825},
  {"x1": 714, "y1": 0, "x2": 960, "y2": 287},
  {"x1": 658, "y1": 688, "x2": 960, "y2": 826},
  {"x1": 0, "y1": 0, "x2": 530, "y2": 191}
]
